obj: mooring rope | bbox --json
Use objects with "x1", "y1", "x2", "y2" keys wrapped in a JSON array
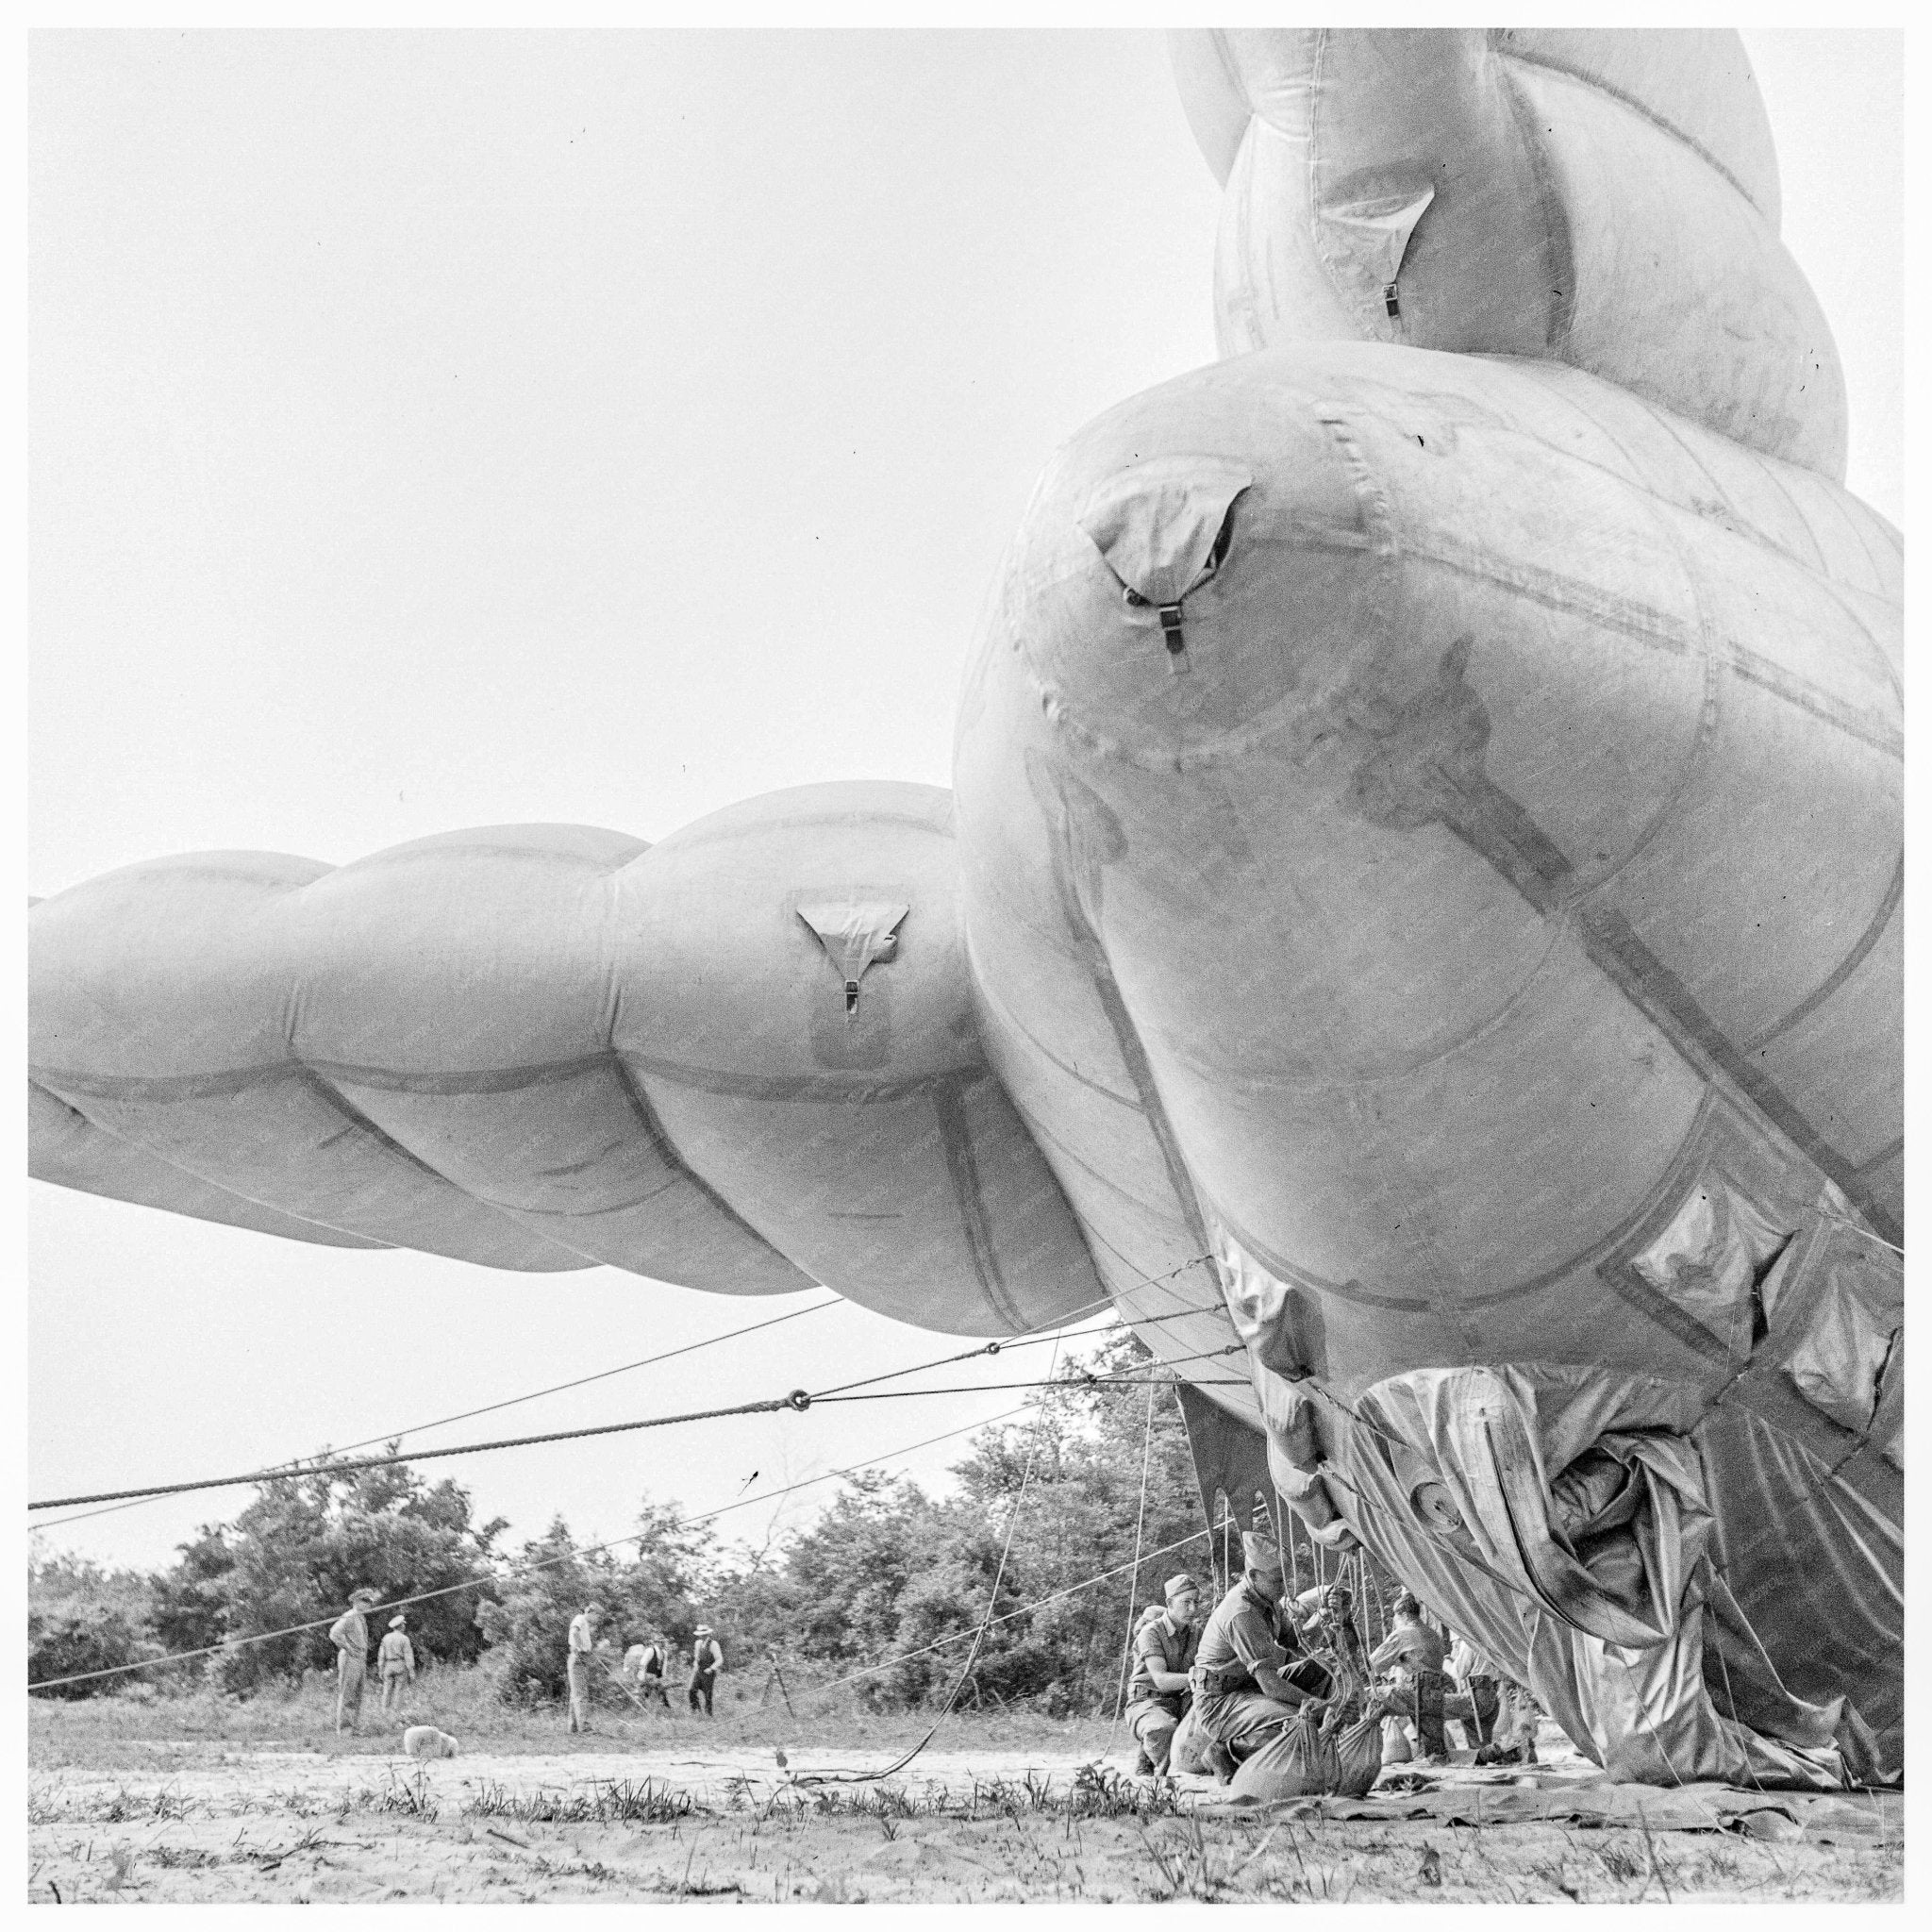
[
  {"x1": 816, "y1": 1330, "x2": 1066, "y2": 1785},
  {"x1": 1106, "y1": 1376, "x2": 1158, "y2": 1751}
]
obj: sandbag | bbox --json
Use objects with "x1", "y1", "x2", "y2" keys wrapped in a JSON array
[
  {"x1": 1224, "y1": 1709, "x2": 1385, "y2": 1800},
  {"x1": 1329, "y1": 1714, "x2": 1387, "y2": 1797},
  {"x1": 1381, "y1": 1716, "x2": 1413, "y2": 1766},
  {"x1": 1168, "y1": 1704, "x2": 1212, "y2": 1776}
]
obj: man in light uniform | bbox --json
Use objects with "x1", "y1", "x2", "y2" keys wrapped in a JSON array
[
  {"x1": 688, "y1": 1624, "x2": 724, "y2": 1717},
  {"x1": 566, "y1": 1604, "x2": 601, "y2": 1735},
  {"x1": 623, "y1": 1634, "x2": 671, "y2": 1709},
  {"x1": 377, "y1": 1614, "x2": 417, "y2": 1713},
  {"x1": 327, "y1": 1587, "x2": 382, "y2": 1736},
  {"x1": 1123, "y1": 1574, "x2": 1201, "y2": 1775},
  {"x1": 1370, "y1": 1591, "x2": 1449, "y2": 1761},
  {"x1": 1446, "y1": 1629, "x2": 1500, "y2": 1749},
  {"x1": 1189, "y1": 1534, "x2": 1329, "y2": 1780}
]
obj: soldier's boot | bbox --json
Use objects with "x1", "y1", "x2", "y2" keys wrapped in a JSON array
[{"x1": 1205, "y1": 1740, "x2": 1238, "y2": 1785}]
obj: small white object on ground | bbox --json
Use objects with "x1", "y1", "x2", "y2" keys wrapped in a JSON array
[{"x1": 402, "y1": 1725, "x2": 458, "y2": 1759}]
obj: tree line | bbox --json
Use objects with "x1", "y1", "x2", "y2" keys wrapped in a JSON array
[{"x1": 32, "y1": 1332, "x2": 1241, "y2": 1709}]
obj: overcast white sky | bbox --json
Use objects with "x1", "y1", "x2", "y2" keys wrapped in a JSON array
[{"x1": 28, "y1": 30, "x2": 1902, "y2": 1578}]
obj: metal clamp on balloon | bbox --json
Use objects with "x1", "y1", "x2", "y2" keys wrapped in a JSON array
[
  {"x1": 1123, "y1": 587, "x2": 1192, "y2": 673},
  {"x1": 785, "y1": 1389, "x2": 812, "y2": 1412}
]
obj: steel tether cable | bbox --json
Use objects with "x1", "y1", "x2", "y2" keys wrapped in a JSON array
[
  {"x1": 25, "y1": 1402, "x2": 1036, "y2": 1693},
  {"x1": 30, "y1": 1291, "x2": 843, "y2": 1533},
  {"x1": 27, "y1": 1371, "x2": 1247, "y2": 1511},
  {"x1": 30, "y1": 1254, "x2": 1229, "y2": 1514}
]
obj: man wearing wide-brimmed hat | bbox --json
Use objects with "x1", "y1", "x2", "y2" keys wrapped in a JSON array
[
  {"x1": 1188, "y1": 1534, "x2": 1330, "y2": 1779},
  {"x1": 687, "y1": 1625, "x2": 725, "y2": 1717},
  {"x1": 327, "y1": 1587, "x2": 383, "y2": 1735}
]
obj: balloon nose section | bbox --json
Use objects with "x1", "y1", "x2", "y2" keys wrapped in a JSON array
[
  {"x1": 1006, "y1": 368, "x2": 1381, "y2": 774},
  {"x1": 1076, "y1": 455, "x2": 1254, "y2": 664}
]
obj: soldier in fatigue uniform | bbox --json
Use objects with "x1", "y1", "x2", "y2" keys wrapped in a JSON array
[
  {"x1": 327, "y1": 1587, "x2": 382, "y2": 1736},
  {"x1": 1447, "y1": 1630, "x2": 1501, "y2": 1748},
  {"x1": 566, "y1": 1604, "x2": 602, "y2": 1734},
  {"x1": 1189, "y1": 1534, "x2": 1331, "y2": 1780},
  {"x1": 1123, "y1": 1574, "x2": 1201, "y2": 1775},
  {"x1": 377, "y1": 1614, "x2": 416, "y2": 1713},
  {"x1": 1370, "y1": 1591, "x2": 1450, "y2": 1761}
]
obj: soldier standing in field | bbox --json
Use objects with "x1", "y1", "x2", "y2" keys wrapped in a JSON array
[
  {"x1": 688, "y1": 1625, "x2": 724, "y2": 1717},
  {"x1": 624, "y1": 1634, "x2": 672, "y2": 1709},
  {"x1": 566, "y1": 1603, "x2": 601, "y2": 1735},
  {"x1": 377, "y1": 1614, "x2": 417, "y2": 1713},
  {"x1": 327, "y1": 1587, "x2": 382, "y2": 1735}
]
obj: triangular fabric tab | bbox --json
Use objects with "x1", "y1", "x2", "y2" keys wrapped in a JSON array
[
  {"x1": 795, "y1": 899, "x2": 909, "y2": 990},
  {"x1": 1076, "y1": 456, "x2": 1254, "y2": 608},
  {"x1": 1316, "y1": 184, "x2": 1437, "y2": 301}
]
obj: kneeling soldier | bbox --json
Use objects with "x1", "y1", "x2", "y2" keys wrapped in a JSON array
[
  {"x1": 1189, "y1": 1534, "x2": 1330, "y2": 1780},
  {"x1": 1123, "y1": 1574, "x2": 1201, "y2": 1774}
]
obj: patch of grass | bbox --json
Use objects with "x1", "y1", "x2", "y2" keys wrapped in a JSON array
[
  {"x1": 461, "y1": 1776, "x2": 695, "y2": 1826},
  {"x1": 145, "y1": 1845, "x2": 223, "y2": 1871},
  {"x1": 27, "y1": 1779, "x2": 195, "y2": 1824},
  {"x1": 30, "y1": 1663, "x2": 1127, "y2": 1772},
  {"x1": 355, "y1": 1765, "x2": 439, "y2": 1821},
  {"x1": 1595, "y1": 1835, "x2": 1644, "y2": 1883}
]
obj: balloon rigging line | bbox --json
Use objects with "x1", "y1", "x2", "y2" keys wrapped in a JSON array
[
  {"x1": 826, "y1": 1331, "x2": 1066, "y2": 1785},
  {"x1": 30, "y1": 1252, "x2": 1226, "y2": 1515},
  {"x1": 1812, "y1": 1208, "x2": 1905, "y2": 1258},
  {"x1": 27, "y1": 1368, "x2": 1245, "y2": 1512},
  {"x1": 27, "y1": 1291, "x2": 847, "y2": 1534},
  {"x1": 798, "y1": 1524, "x2": 1214, "y2": 1707},
  {"x1": 30, "y1": 1255, "x2": 1219, "y2": 1528},
  {"x1": 1106, "y1": 1375, "x2": 1160, "y2": 1749},
  {"x1": 26, "y1": 1399, "x2": 1039, "y2": 1691}
]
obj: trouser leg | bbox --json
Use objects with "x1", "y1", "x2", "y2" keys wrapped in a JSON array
[
  {"x1": 1131, "y1": 1707, "x2": 1179, "y2": 1774},
  {"x1": 1470, "y1": 1676, "x2": 1498, "y2": 1747},
  {"x1": 337, "y1": 1655, "x2": 364, "y2": 1732},
  {"x1": 1195, "y1": 1690, "x2": 1304, "y2": 1764},
  {"x1": 568, "y1": 1659, "x2": 591, "y2": 1732},
  {"x1": 1412, "y1": 1668, "x2": 1447, "y2": 1758}
]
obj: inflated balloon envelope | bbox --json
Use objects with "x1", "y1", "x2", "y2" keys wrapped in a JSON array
[{"x1": 28, "y1": 30, "x2": 1900, "y2": 1787}]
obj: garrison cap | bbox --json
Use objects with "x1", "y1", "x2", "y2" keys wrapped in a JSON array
[
  {"x1": 1241, "y1": 1532, "x2": 1284, "y2": 1576},
  {"x1": 350, "y1": 1587, "x2": 382, "y2": 1605},
  {"x1": 695, "y1": 1624, "x2": 713, "y2": 1637},
  {"x1": 1163, "y1": 1574, "x2": 1200, "y2": 1604},
  {"x1": 390, "y1": 1615, "x2": 407, "y2": 1628}
]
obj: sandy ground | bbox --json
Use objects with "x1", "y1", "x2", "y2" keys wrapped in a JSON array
[{"x1": 26, "y1": 1721, "x2": 1903, "y2": 1903}]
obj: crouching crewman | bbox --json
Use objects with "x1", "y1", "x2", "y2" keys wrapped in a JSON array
[
  {"x1": 1189, "y1": 1534, "x2": 1331, "y2": 1781},
  {"x1": 1123, "y1": 1574, "x2": 1201, "y2": 1775}
]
